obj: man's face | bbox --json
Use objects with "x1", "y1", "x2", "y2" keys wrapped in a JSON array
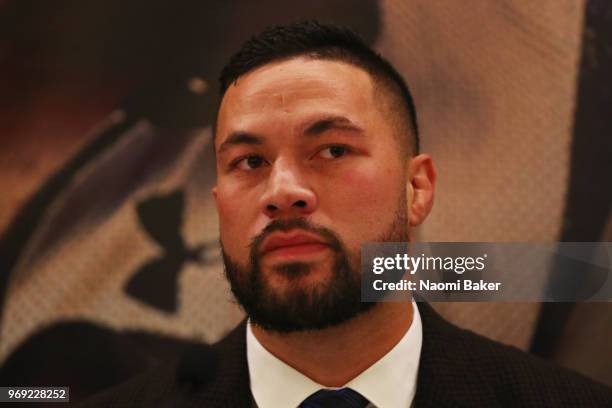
[{"x1": 213, "y1": 57, "x2": 412, "y2": 332}]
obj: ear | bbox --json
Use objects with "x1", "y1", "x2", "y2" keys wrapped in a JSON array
[
  {"x1": 212, "y1": 186, "x2": 219, "y2": 209},
  {"x1": 406, "y1": 154, "x2": 436, "y2": 226}
]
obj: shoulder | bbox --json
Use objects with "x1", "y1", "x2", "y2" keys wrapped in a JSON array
[
  {"x1": 76, "y1": 358, "x2": 180, "y2": 407},
  {"x1": 415, "y1": 302, "x2": 612, "y2": 407},
  {"x1": 78, "y1": 320, "x2": 250, "y2": 407}
]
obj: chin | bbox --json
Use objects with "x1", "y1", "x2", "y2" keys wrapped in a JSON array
[{"x1": 264, "y1": 261, "x2": 335, "y2": 288}]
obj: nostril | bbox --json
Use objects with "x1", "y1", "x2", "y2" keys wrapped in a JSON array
[
  {"x1": 266, "y1": 204, "x2": 278, "y2": 212},
  {"x1": 294, "y1": 200, "x2": 307, "y2": 208}
]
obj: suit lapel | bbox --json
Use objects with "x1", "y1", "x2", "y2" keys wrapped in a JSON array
[
  {"x1": 413, "y1": 302, "x2": 501, "y2": 408},
  {"x1": 181, "y1": 320, "x2": 252, "y2": 407}
]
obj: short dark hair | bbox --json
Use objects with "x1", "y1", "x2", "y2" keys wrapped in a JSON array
[{"x1": 218, "y1": 20, "x2": 419, "y2": 154}]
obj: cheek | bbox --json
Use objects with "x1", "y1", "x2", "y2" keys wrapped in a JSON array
[
  {"x1": 216, "y1": 181, "x2": 258, "y2": 219},
  {"x1": 215, "y1": 190, "x2": 235, "y2": 229},
  {"x1": 336, "y1": 165, "x2": 400, "y2": 208},
  {"x1": 324, "y1": 164, "x2": 404, "y2": 245},
  {"x1": 215, "y1": 186, "x2": 256, "y2": 252}
]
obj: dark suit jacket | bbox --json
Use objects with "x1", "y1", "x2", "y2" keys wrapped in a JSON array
[{"x1": 80, "y1": 303, "x2": 612, "y2": 407}]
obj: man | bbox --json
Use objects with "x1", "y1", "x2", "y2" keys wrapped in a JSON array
[{"x1": 83, "y1": 20, "x2": 612, "y2": 407}]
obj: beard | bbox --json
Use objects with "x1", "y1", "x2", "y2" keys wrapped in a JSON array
[{"x1": 221, "y1": 194, "x2": 408, "y2": 333}]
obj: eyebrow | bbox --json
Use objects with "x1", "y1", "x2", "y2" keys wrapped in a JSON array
[
  {"x1": 218, "y1": 132, "x2": 263, "y2": 154},
  {"x1": 303, "y1": 116, "x2": 365, "y2": 137},
  {"x1": 217, "y1": 116, "x2": 364, "y2": 154}
]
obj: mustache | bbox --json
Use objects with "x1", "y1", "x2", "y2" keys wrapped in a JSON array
[{"x1": 250, "y1": 218, "x2": 343, "y2": 254}]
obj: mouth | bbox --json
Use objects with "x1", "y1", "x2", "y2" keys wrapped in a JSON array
[{"x1": 260, "y1": 230, "x2": 330, "y2": 260}]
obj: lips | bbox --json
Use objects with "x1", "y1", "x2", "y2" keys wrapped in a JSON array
[{"x1": 260, "y1": 231, "x2": 328, "y2": 255}]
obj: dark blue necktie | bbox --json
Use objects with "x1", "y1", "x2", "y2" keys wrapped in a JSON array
[{"x1": 299, "y1": 388, "x2": 369, "y2": 408}]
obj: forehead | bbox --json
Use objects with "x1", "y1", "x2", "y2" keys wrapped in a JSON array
[{"x1": 216, "y1": 58, "x2": 378, "y2": 146}]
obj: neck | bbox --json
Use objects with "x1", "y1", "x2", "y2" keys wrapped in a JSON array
[{"x1": 251, "y1": 302, "x2": 413, "y2": 387}]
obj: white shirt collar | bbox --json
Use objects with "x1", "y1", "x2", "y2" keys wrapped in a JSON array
[{"x1": 246, "y1": 301, "x2": 422, "y2": 408}]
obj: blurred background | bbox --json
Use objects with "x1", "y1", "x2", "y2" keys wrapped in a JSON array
[{"x1": 0, "y1": 0, "x2": 610, "y2": 404}]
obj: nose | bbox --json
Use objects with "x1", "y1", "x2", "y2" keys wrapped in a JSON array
[{"x1": 260, "y1": 158, "x2": 317, "y2": 218}]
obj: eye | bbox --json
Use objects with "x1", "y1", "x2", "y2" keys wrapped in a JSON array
[
  {"x1": 232, "y1": 155, "x2": 267, "y2": 170},
  {"x1": 318, "y1": 145, "x2": 350, "y2": 159}
]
